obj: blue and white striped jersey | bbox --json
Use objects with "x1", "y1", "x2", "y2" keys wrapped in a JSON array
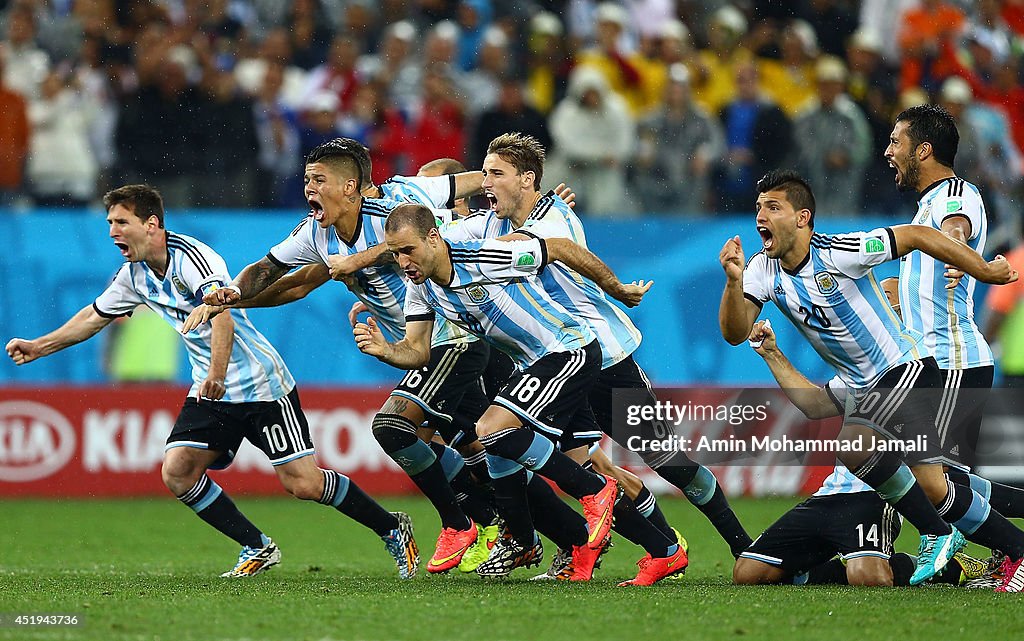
[
  {"x1": 743, "y1": 228, "x2": 925, "y2": 393},
  {"x1": 404, "y1": 237, "x2": 596, "y2": 368},
  {"x1": 440, "y1": 192, "x2": 642, "y2": 369},
  {"x1": 379, "y1": 174, "x2": 457, "y2": 209},
  {"x1": 94, "y1": 232, "x2": 294, "y2": 403},
  {"x1": 899, "y1": 177, "x2": 992, "y2": 370},
  {"x1": 268, "y1": 198, "x2": 470, "y2": 347}
]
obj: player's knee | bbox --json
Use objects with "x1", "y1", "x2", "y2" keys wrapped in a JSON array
[
  {"x1": 280, "y1": 473, "x2": 322, "y2": 501},
  {"x1": 846, "y1": 561, "x2": 893, "y2": 587},
  {"x1": 161, "y1": 451, "x2": 204, "y2": 493},
  {"x1": 474, "y1": 416, "x2": 502, "y2": 439},
  {"x1": 371, "y1": 413, "x2": 419, "y2": 452},
  {"x1": 732, "y1": 558, "x2": 781, "y2": 585}
]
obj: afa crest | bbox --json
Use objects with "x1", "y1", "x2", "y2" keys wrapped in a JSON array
[
  {"x1": 814, "y1": 271, "x2": 838, "y2": 295},
  {"x1": 466, "y1": 284, "x2": 489, "y2": 304},
  {"x1": 171, "y1": 274, "x2": 189, "y2": 295}
]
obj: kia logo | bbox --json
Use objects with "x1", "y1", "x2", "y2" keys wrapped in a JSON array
[{"x1": 0, "y1": 401, "x2": 76, "y2": 482}]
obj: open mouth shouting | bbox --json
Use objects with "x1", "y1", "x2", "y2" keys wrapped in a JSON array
[
  {"x1": 308, "y1": 197, "x2": 325, "y2": 224},
  {"x1": 113, "y1": 241, "x2": 130, "y2": 258},
  {"x1": 757, "y1": 225, "x2": 774, "y2": 251},
  {"x1": 485, "y1": 191, "x2": 498, "y2": 210}
]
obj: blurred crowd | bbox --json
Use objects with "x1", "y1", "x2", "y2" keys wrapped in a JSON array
[{"x1": 0, "y1": 0, "x2": 1022, "y2": 241}]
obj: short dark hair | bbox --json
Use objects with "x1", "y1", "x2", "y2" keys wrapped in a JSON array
[
  {"x1": 419, "y1": 157, "x2": 467, "y2": 175},
  {"x1": 756, "y1": 169, "x2": 816, "y2": 227},
  {"x1": 306, "y1": 138, "x2": 365, "y2": 187},
  {"x1": 103, "y1": 184, "x2": 165, "y2": 228},
  {"x1": 486, "y1": 132, "x2": 545, "y2": 190},
  {"x1": 385, "y1": 203, "x2": 437, "y2": 238},
  {"x1": 895, "y1": 104, "x2": 959, "y2": 169}
]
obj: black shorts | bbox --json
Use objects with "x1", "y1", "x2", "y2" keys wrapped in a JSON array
[
  {"x1": 597, "y1": 356, "x2": 694, "y2": 469},
  {"x1": 166, "y1": 387, "x2": 314, "y2": 469},
  {"x1": 846, "y1": 357, "x2": 956, "y2": 466},
  {"x1": 438, "y1": 382, "x2": 490, "y2": 448},
  {"x1": 741, "y1": 492, "x2": 901, "y2": 574},
  {"x1": 494, "y1": 340, "x2": 603, "y2": 451},
  {"x1": 482, "y1": 349, "x2": 517, "y2": 401},
  {"x1": 935, "y1": 366, "x2": 993, "y2": 470},
  {"x1": 392, "y1": 340, "x2": 490, "y2": 422}
]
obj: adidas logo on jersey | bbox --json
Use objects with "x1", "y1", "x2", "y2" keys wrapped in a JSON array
[{"x1": 774, "y1": 284, "x2": 785, "y2": 296}]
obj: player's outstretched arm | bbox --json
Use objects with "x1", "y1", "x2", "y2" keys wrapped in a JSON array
[
  {"x1": 892, "y1": 224, "x2": 1018, "y2": 285},
  {"x1": 204, "y1": 256, "x2": 290, "y2": 306},
  {"x1": 453, "y1": 171, "x2": 484, "y2": 198},
  {"x1": 6, "y1": 305, "x2": 113, "y2": 365},
  {"x1": 328, "y1": 245, "x2": 393, "y2": 281},
  {"x1": 544, "y1": 237, "x2": 652, "y2": 307},
  {"x1": 719, "y1": 236, "x2": 759, "y2": 345},
  {"x1": 749, "y1": 320, "x2": 840, "y2": 419},
  {"x1": 198, "y1": 311, "x2": 233, "y2": 400},
  {"x1": 183, "y1": 264, "x2": 331, "y2": 333},
  {"x1": 354, "y1": 317, "x2": 432, "y2": 369}
]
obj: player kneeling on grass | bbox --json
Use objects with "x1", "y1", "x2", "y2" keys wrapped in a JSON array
[
  {"x1": 733, "y1": 320, "x2": 1002, "y2": 589},
  {"x1": 4, "y1": 184, "x2": 419, "y2": 580}
]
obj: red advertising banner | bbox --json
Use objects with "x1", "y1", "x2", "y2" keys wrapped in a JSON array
[
  {"x1": 0, "y1": 386, "x2": 417, "y2": 497},
  {"x1": 0, "y1": 386, "x2": 831, "y2": 498}
]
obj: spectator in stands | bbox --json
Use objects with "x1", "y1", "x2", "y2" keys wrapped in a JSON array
[
  {"x1": 286, "y1": 0, "x2": 334, "y2": 70},
  {"x1": 234, "y1": 28, "x2": 310, "y2": 110},
  {"x1": 797, "y1": 0, "x2": 858, "y2": 58},
  {"x1": 846, "y1": 27, "x2": 903, "y2": 216},
  {"x1": 195, "y1": 68, "x2": 259, "y2": 207},
  {"x1": 548, "y1": 66, "x2": 634, "y2": 217},
  {"x1": 760, "y1": 19, "x2": 819, "y2": 118},
  {"x1": 714, "y1": 59, "x2": 793, "y2": 213},
  {"x1": 1, "y1": 4, "x2": 49, "y2": 100},
  {"x1": 692, "y1": 4, "x2": 750, "y2": 116},
  {"x1": 392, "y1": 20, "x2": 466, "y2": 112},
  {"x1": 470, "y1": 77, "x2": 551, "y2": 168},
  {"x1": 356, "y1": 20, "x2": 417, "y2": 100},
  {"x1": 793, "y1": 56, "x2": 872, "y2": 216},
  {"x1": 25, "y1": 69, "x2": 98, "y2": 207},
  {"x1": 897, "y1": 0, "x2": 966, "y2": 93},
  {"x1": 402, "y1": 64, "x2": 467, "y2": 172},
  {"x1": 455, "y1": 0, "x2": 493, "y2": 71},
  {"x1": 632, "y1": 63, "x2": 723, "y2": 215},
  {"x1": 461, "y1": 25, "x2": 510, "y2": 119},
  {"x1": 302, "y1": 34, "x2": 363, "y2": 113},
  {"x1": 298, "y1": 90, "x2": 343, "y2": 162},
  {"x1": 253, "y1": 61, "x2": 302, "y2": 208},
  {"x1": 524, "y1": 11, "x2": 570, "y2": 114},
  {"x1": 116, "y1": 47, "x2": 206, "y2": 207},
  {"x1": 0, "y1": 51, "x2": 29, "y2": 205},
  {"x1": 337, "y1": 81, "x2": 409, "y2": 182},
  {"x1": 575, "y1": 2, "x2": 662, "y2": 118}
]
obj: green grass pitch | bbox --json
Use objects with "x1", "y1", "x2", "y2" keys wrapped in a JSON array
[{"x1": 0, "y1": 495, "x2": 1019, "y2": 641}]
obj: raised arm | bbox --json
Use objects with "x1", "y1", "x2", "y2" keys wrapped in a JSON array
[
  {"x1": 749, "y1": 320, "x2": 841, "y2": 419},
  {"x1": 543, "y1": 237, "x2": 652, "y2": 307},
  {"x1": 6, "y1": 305, "x2": 114, "y2": 365},
  {"x1": 354, "y1": 317, "x2": 433, "y2": 370},
  {"x1": 891, "y1": 224, "x2": 1018, "y2": 285},
  {"x1": 719, "y1": 236, "x2": 760, "y2": 345}
]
